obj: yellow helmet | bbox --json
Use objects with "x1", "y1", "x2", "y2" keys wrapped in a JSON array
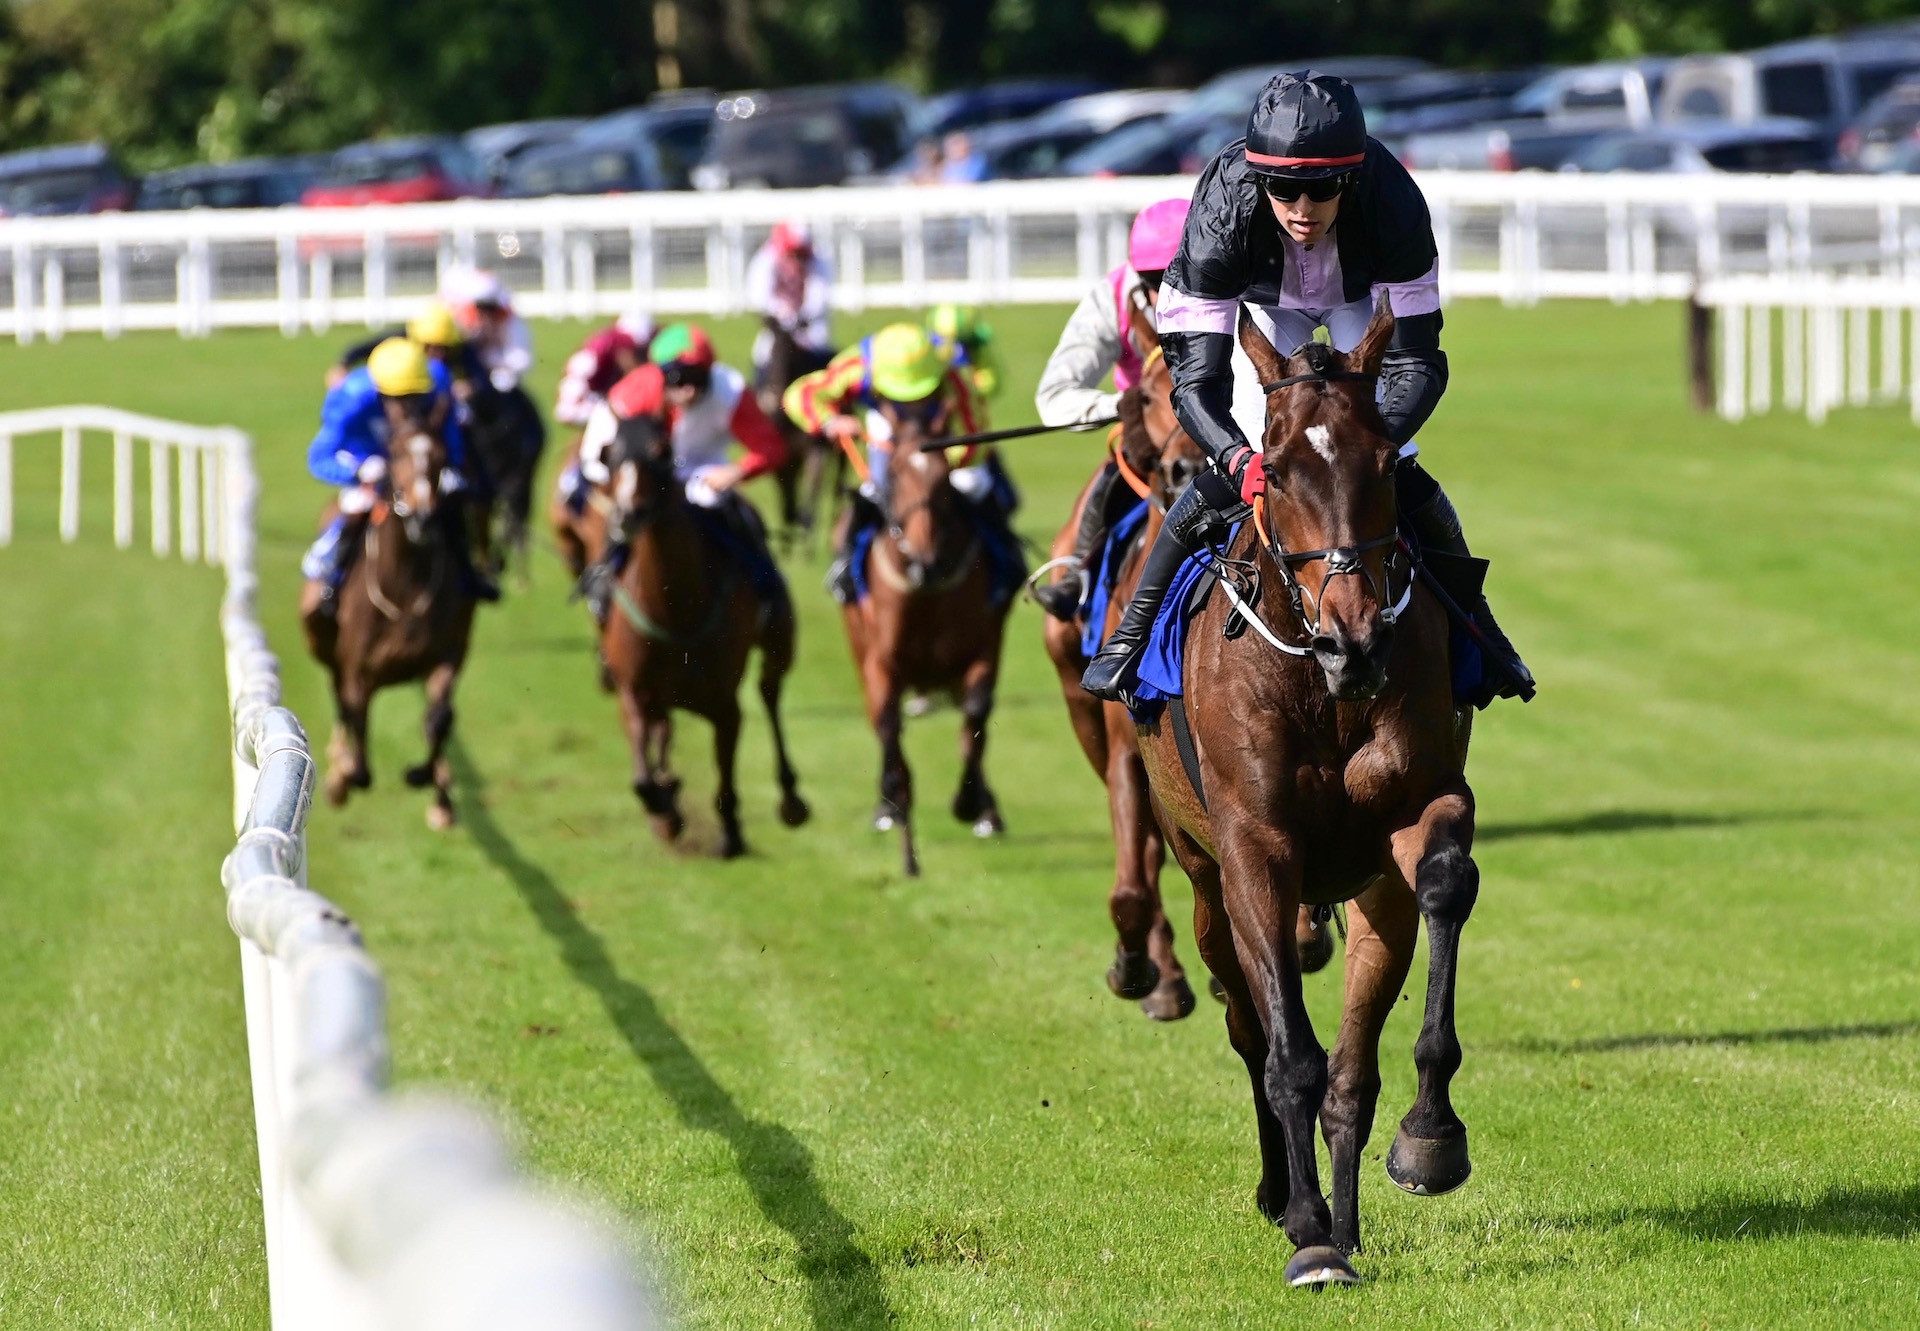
[
  {"x1": 926, "y1": 302, "x2": 979, "y2": 345},
  {"x1": 867, "y1": 323, "x2": 947, "y2": 402},
  {"x1": 406, "y1": 299, "x2": 463, "y2": 349},
  {"x1": 367, "y1": 337, "x2": 434, "y2": 397}
]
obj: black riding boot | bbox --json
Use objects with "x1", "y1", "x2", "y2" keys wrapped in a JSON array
[
  {"x1": 1034, "y1": 461, "x2": 1120, "y2": 621},
  {"x1": 1399, "y1": 463, "x2": 1534, "y2": 703},
  {"x1": 1081, "y1": 480, "x2": 1226, "y2": 703},
  {"x1": 827, "y1": 491, "x2": 881, "y2": 606}
]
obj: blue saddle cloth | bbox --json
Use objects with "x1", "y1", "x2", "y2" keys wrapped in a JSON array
[
  {"x1": 1079, "y1": 496, "x2": 1151, "y2": 657},
  {"x1": 1124, "y1": 523, "x2": 1490, "y2": 720},
  {"x1": 688, "y1": 504, "x2": 789, "y2": 609},
  {"x1": 847, "y1": 504, "x2": 1027, "y2": 607}
]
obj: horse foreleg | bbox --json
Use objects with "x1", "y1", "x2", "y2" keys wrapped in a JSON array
[
  {"x1": 1322, "y1": 877, "x2": 1418, "y2": 1257},
  {"x1": 1217, "y1": 828, "x2": 1354, "y2": 1287},
  {"x1": 1386, "y1": 783, "x2": 1479, "y2": 1199},
  {"x1": 861, "y1": 655, "x2": 915, "y2": 876},
  {"x1": 951, "y1": 658, "x2": 1002, "y2": 836},
  {"x1": 1137, "y1": 817, "x2": 1193, "y2": 1023},
  {"x1": 1104, "y1": 745, "x2": 1163, "y2": 1002},
  {"x1": 620, "y1": 686, "x2": 684, "y2": 843},
  {"x1": 710, "y1": 698, "x2": 745, "y2": 859},
  {"x1": 758, "y1": 608, "x2": 810, "y2": 828},
  {"x1": 406, "y1": 662, "x2": 460, "y2": 830},
  {"x1": 1171, "y1": 829, "x2": 1291, "y2": 1220},
  {"x1": 325, "y1": 675, "x2": 373, "y2": 807}
]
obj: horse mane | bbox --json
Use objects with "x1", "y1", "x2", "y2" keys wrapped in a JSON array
[{"x1": 1115, "y1": 385, "x2": 1149, "y2": 456}]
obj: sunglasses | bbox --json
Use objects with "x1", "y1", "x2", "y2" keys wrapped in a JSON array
[{"x1": 1262, "y1": 173, "x2": 1353, "y2": 204}]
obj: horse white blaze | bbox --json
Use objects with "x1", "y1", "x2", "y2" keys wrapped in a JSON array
[
  {"x1": 1305, "y1": 425, "x2": 1336, "y2": 464},
  {"x1": 615, "y1": 461, "x2": 639, "y2": 508},
  {"x1": 408, "y1": 433, "x2": 432, "y2": 510}
]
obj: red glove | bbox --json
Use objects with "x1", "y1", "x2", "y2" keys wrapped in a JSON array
[{"x1": 1233, "y1": 447, "x2": 1266, "y2": 504}]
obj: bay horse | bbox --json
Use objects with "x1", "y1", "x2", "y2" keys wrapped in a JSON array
[
  {"x1": 842, "y1": 411, "x2": 1013, "y2": 878},
  {"x1": 465, "y1": 382, "x2": 544, "y2": 580},
  {"x1": 600, "y1": 412, "x2": 809, "y2": 856},
  {"x1": 1040, "y1": 299, "x2": 1337, "y2": 1023},
  {"x1": 758, "y1": 315, "x2": 834, "y2": 542},
  {"x1": 1135, "y1": 298, "x2": 1480, "y2": 1287},
  {"x1": 301, "y1": 397, "x2": 478, "y2": 829}
]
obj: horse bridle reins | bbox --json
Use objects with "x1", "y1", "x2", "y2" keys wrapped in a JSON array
[{"x1": 1213, "y1": 367, "x2": 1413, "y2": 657}]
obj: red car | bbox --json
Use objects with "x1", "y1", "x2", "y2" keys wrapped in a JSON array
[{"x1": 301, "y1": 136, "x2": 490, "y2": 207}]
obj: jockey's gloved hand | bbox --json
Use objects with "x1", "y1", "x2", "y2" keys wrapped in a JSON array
[
  {"x1": 1228, "y1": 444, "x2": 1266, "y2": 504},
  {"x1": 356, "y1": 455, "x2": 388, "y2": 485}
]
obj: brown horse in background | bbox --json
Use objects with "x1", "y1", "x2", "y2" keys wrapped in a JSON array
[
  {"x1": 759, "y1": 314, "x2": 834, "y2": 542},
  {"x1": 1135, "y1": 298, "x2": 1480, "y2": 1287},
  {"x1": 842, "y1": 411, "x2": 1013, "y2": 877},
  {"x1": 1041, "y1": 301, "x2": 1337, "y2": 1022},
  {"x1": 599, "y1": 413, "x2": 809, "y2": 857},
  {"x1": 301, "y1": 397, "x2": 478, "y2": 829}
]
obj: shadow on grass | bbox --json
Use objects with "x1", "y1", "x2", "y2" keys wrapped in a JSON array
[
  {"x1": 452, "y1": 743, "x2": 893, "y2": 1330},
  {"x1": 1614, "y1": 1182, "x2": 1920, "y2": 1241},
  {"x1": 1476, "y1": 808, "x2": 1813, "y2": 843},
  {"x1": 1506, "y1": 1020, "x2": 1920, "y2": 1054}
]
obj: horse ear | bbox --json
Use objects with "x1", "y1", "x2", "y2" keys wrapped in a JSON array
[
  {"x1": 1237, "y1": 306, "x2": 1285, "y2": 385},
  {"x1": 1351, "y1": 290, "x2": 1396, "y2": 378}
]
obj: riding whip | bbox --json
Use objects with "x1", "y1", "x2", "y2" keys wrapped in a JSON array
[{"x1": 916, "y1": 415, "x2": 1119, "y2": 452}]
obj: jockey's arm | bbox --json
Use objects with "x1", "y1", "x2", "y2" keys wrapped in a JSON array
[
  {"x1": 944, "y1": 369, "x2": 984, "y2": 436},
  {"x1": 487, "y1": 315, "x2": 536, "y2": 392},
  {"x1": 782, "y1": 350, "x2": 865, "y2": 434},
  {"x1": 553, "y1": 348, "x2": 601, "y2": 427},
  {"x1": 307, "y1": 383, "x2": 378, "y2": 487},
  {"x1": 1035, "y1": 282, "x2": 1125, "y2": 428},
  {"x1": 744, "y1": 247, "x2": 775, "y2": 312},
  {"x1": 727, "y1": 389, "x2": 789, "y2": 481},
  {"x1": 1370, "y1": 264, "x2": 1448, "y2": 445}
]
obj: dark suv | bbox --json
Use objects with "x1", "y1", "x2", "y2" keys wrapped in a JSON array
[
  {"x1": 691, "y1": 84, "x2": 916, "y2": 189},
  {"x1": 0, "y1": 143, "x2": 135, "y2": 216}
]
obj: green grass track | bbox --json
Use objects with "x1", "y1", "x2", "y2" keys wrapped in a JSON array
[{"x1": 1, "y1": 299, "x2": 1916, "y2": 1327}]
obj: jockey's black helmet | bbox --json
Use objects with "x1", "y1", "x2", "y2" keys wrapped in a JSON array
[{"x1": 1245, "y1": 71, "x2": 1367, "y2": 180}]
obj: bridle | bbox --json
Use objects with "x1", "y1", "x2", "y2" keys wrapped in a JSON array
[
  {"x1": 1213, "y1": 366, "x2": 1413, "y2": 656},
  {"x1": 875, "y1": 452, "x2": 978, "y2": 593}
]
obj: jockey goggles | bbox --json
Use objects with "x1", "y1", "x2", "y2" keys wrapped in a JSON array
[{"x1": 1260, "y1": 171, "x2": 1355, "y2": 204}]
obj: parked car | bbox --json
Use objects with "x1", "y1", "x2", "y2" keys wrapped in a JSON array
[
  {"x1": 908, "y1": 79, "x2": 1106, "y2": 145},
  {"x1": 1833, "y1": 73, "x2": 1920, "y2": 170},
  {"x1": 1023, "y1": 88, "x2": 1187, "y2": 135},
  {"x1": 1400, "y1": 59, "x2": 1669, "y2": 170},
  {"x1": 1059, "y1": 112, "x2": 1243, "y2": 177},
  {"x1": 301, "y1": 136, "x2": 490, "y2": 207},
  {"x1": 1369, "y1": 68, "x2": 1551, "y2": 143},
  {"x1": 502, "y1": 139, "x2": 674, "y2": 197},
  {"x1": 0, "y1": 143, "x2": 135, "y2": 216},
  {"x1": 1182, "y1": 58, "x2": 1431, "y2": 122},
  {"x1": 1563, "y1": 119, "x2": 1829, "y2": 174},
  {"x1": 136, "y1": 157, "x2": 321, "y2": 211},
  {"x1": 573, "y1": 95, "x2": 720, "y2": 189},
  {"x1": 1659, "y1": 37, "x2": 1920, "y2": 151},
  {"x1": 464, "y1": 118, "x2": 587, "y2": 189},
  {"x1": 691, "y1": 84, "x2": 916, "y2": 190}
]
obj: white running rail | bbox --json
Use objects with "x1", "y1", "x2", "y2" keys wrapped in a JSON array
[
  {"x1": 0, "y1": 408, "x2": 658, "y2": 1329},
  {"x1": 4, "y1": 172, "x2": 1920, "y2": 341},
  {"x1": 1696, "y1": 273, "x2": 1920, "y2": 425}
]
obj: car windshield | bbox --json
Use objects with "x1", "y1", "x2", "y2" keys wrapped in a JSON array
[
  {"x1": 1701, "y1": 136, "x2": 1826, "y2": 171},
  {"x1": 1062, "y1": 117, "x2": 1181, "y2": 173},
  {"x1": 724, "y1": 109, "x2": 847, "y2": 158},
  {"x1": 1759, "y1": 63, "x2": 1832, "y2": 120},
  {"x1": 141, "y1": 177, "x2": 263, "y2": 209},
  {"x1": 513, "y1": 150, "x2": 639, "y2": 195},
  {"x1": 0, "y1": 168, "x2": 104, "y2": 211}
]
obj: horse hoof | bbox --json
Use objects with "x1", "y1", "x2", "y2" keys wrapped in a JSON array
[
  {"x1": 426, "y1": 804, "x2": 455, "y2": 831},
  {"x1": 1106, "y1": 952, "x2": 1161, "y2": 1001},
  {"x1": 1208, "y1": 975, "x2": 1228, "y2": 1004},
  {"x1": 873, "y1": 801, "x2": 902, "y2": 833},
  {"x1": 1139, "y1": 976, "x2": 1196, "y2": 1022},
  {"x1": 350, "y1": 768, "x2": 372, "y2": 791},
  {"x1": 403, "y1": 763, "x2": 433, "y2": 789},
  {"x1": 1298, "y1": 924, "x2": 1336, "y2": 975},
  {"x1": 1386, "y1": 1125, "x2": 1472, "y2": 1196},
  {"x1": 649, "y1": 812, "x2": 685, "y2": 844},
  {"x1": 324, "y1": 772, "x2": 351, "y2": 808},
  {"x1": 1285, "y1": 1245, "x2": 1360, "y2": 1290},
  {"x1": 970, "y1": 814, "x2": 1003, "y2": 838},
  {"x1": 717, "y1": 836, "x2": 746, "y2": 860},
  {"x1": 778, "y1": 794, "x2": 812, "y2": 828}
]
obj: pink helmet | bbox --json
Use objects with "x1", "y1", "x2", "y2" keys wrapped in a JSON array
[
  {"x1": 771, "y1": 220, "x2": 813, "y2": 257},
  {"x1": 1128, "y1": 197, "x2": 1190, "y2": 273}
]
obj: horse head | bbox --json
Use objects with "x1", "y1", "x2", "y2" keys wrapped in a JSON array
[
  {"x1": 381, "y1": 394, "x2": 452, "y2": 546},
  {"x1": 607, "y1": 412, "x2": 678, "y2": 538},
  {"x1": 1239, "y1": 296, "x2": 1405, "y2": 701},
  {"x1": 877, "y1": 396, "x2": 967, "y2": 590}
]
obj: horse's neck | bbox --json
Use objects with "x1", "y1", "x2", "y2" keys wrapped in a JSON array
[{"x1": 625, "y1": 499, "x2": 713, "y2": 616}]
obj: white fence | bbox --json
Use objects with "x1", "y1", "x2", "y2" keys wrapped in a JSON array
[
  {"x1": 6, "y1": 172, "x2": 1920, "y2": 341},
  {"x1": 0, "y1": 409, "x2": 657, "y2": 1329},
  {"x1": 1697, "y1": 274, "x2": 1920, "y2": 424}
]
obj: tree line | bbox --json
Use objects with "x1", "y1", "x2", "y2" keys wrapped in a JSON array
[{"x1": 3, "y1": 0, "x2": 1915, "y2": 170}]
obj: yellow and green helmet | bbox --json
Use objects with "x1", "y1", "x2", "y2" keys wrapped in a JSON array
[
  {"x1": 867, "y1": 323, "x2": 948, "y2": 402},
  {"x1": 927, "y1": 302, "x2": 989, "y2": 348}
]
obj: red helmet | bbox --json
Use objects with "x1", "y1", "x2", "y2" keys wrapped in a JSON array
[
  {"x1": 607, "y1": 363, "x2": 666, "y2": 419},
  {"x1": 770, "y1": 220, "x2": 813, "y2": 257}
]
